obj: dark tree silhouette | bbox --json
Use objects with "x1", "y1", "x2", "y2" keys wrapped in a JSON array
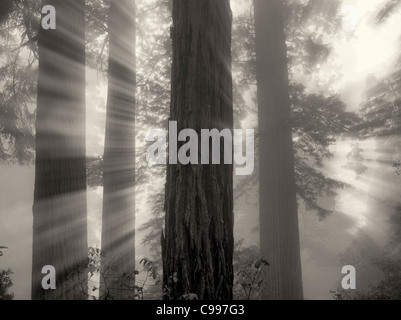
[{"x1": 162, "y1": 0, "x2": 234, "y2": 300}]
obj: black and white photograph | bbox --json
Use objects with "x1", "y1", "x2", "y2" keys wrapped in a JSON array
[{"x1": 0, "y1": 0, "x2": 400, "y2": 305}]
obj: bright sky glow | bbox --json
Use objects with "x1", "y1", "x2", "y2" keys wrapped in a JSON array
[{"x1": 332, "y1": 0, "x2": 401, "y2": 109}]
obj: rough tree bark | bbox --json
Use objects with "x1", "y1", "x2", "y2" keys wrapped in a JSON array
[
  {"x1": 32, "y1": 0, "x2": 88, "y2": 300},
  {"x1": 101, "y1": 0, "x2": 136, "y2": 300},
  {"x1": 255, "y1": 0, "x2": 304, "y2": 300},
  {"x1": 162, "y1": 0, "x2": 234, "y2": 300}
]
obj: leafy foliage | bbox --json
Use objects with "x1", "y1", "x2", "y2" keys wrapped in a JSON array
[
  {"x1": 86, "y1": 156, "x2": 103, "y2": 187},
  {"x1": 394, "y1": 161, "x2": 401, "y2": 175},
  {"x1": 85, "y1": 0, "x2": 110, "y2": 72},
  {"x1": 179, "y1": 293, "x2": 198, "y2": 300},
  {"x1": 286, "y1": 0, "x2": 341, "y2": 73},
  {"x1": 333, "y1": 203, "x2": 401, "y2": 300},
  {"x1": 0, "y1": 268, "x2": 14, "y2": 300},
  {"x1": 86, "y1": 247, "x2": 138, "y2": 300},
  {"x1": 343, "y1": 142, "x2": 368, "y2": 176},
  {"x1": 69, "y1": 248, "x2": 163, "y2": 300},
  {"x1": 291, "y1": 84, "x2": 358, "y2": 218},
  {"x1": 233, "y1": 240, "x2": 269, "y2": 300},
  {"x1": 0, "y1": 0, "x2": 39, "y2": 165},
  {"x1": 332, "y1": 258, "x2": 401, "y2": 300},
  {"x1": 233, "y1": 83, "x2": 358, "y2": 218},
  {"x1": 0, "y1": 246, "x2": 8, "y2": 257},
  {"x1": 350, "y1": 61, "x2": 401, "y2": 177},
  {"x1": 356, "y1": 72, "x2": 401, "y2": 138},
  {"x1": 387, "y1": 204, "x2": 401, "y2": 251},
  {"x1": 232, "y1": 2, "x2": 357, "y2": 219}
]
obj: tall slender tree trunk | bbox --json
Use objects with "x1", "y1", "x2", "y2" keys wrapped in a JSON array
[
  {"x1": 162, "y1": 0, "x2": 234, "y2": 300},
  {"x1": 32, "y1": 0, "x2": 88, "y2": 300},
  {"x1": 101, "y1": 0, "x2": 136, "y2": 300},
  {"x1": 254, "y1": 0, "x2": 303, "y2": 300}
]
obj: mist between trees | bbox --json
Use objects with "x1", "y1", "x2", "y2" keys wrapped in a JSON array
[{"x1": 0, "y1": 0, "x2": 400, "y2": 300}]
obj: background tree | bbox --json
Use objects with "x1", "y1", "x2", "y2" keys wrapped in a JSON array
[
  {"x1": 233, "y1": 0, "x2": 351, "y2": 216},
  {"x1": 32, "y1": 0, "x2": 88, "y2": 300},
  {"x1": 254, "y1": 0, "x2": 303, "y2": 300},
  {"x1": 162, "y1": 0, "x2": 234, "y2": 300},
  {"x1": 230, "y1": 0, "x2": 359, "y2": 300},
  {"x1": 100, "y1": 0, "x2": 137, "y2": 300}
]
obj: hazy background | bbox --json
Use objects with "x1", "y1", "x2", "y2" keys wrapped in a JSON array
[{"x1": 1, "y1": 0, "x2": 400, "y2": 300}]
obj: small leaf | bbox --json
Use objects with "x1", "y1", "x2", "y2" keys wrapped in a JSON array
[{"x1": 88, "y1": 265, "x2": 96, "y2": 273}]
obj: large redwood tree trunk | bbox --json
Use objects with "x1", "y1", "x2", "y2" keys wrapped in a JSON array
[
  {"x1": 255, "y1": 0, "x2": 304, "y2": 300},
  {"x1": 101, "y1": 0, "x2": 136, "y2": 300},
  {"x1": 162, "y1": 0, "x2": 234, "y2": 300},
  {"x1": 32, "y1": 0, "x2": 88, "y2": 300}
]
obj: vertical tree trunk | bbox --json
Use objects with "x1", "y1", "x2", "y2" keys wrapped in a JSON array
[
  {"x1": 254, "y1": 0, "x2": 304, "y2": 300},
  {"x1": 162, "y1": 0, "x2": 234, "y2": 300},
  {"x1": 32, "y1": 0, "x2": 88, "y2": 300},
  {"x1": 101, "y1": 0, "x2": 136, "y2": 300}
]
